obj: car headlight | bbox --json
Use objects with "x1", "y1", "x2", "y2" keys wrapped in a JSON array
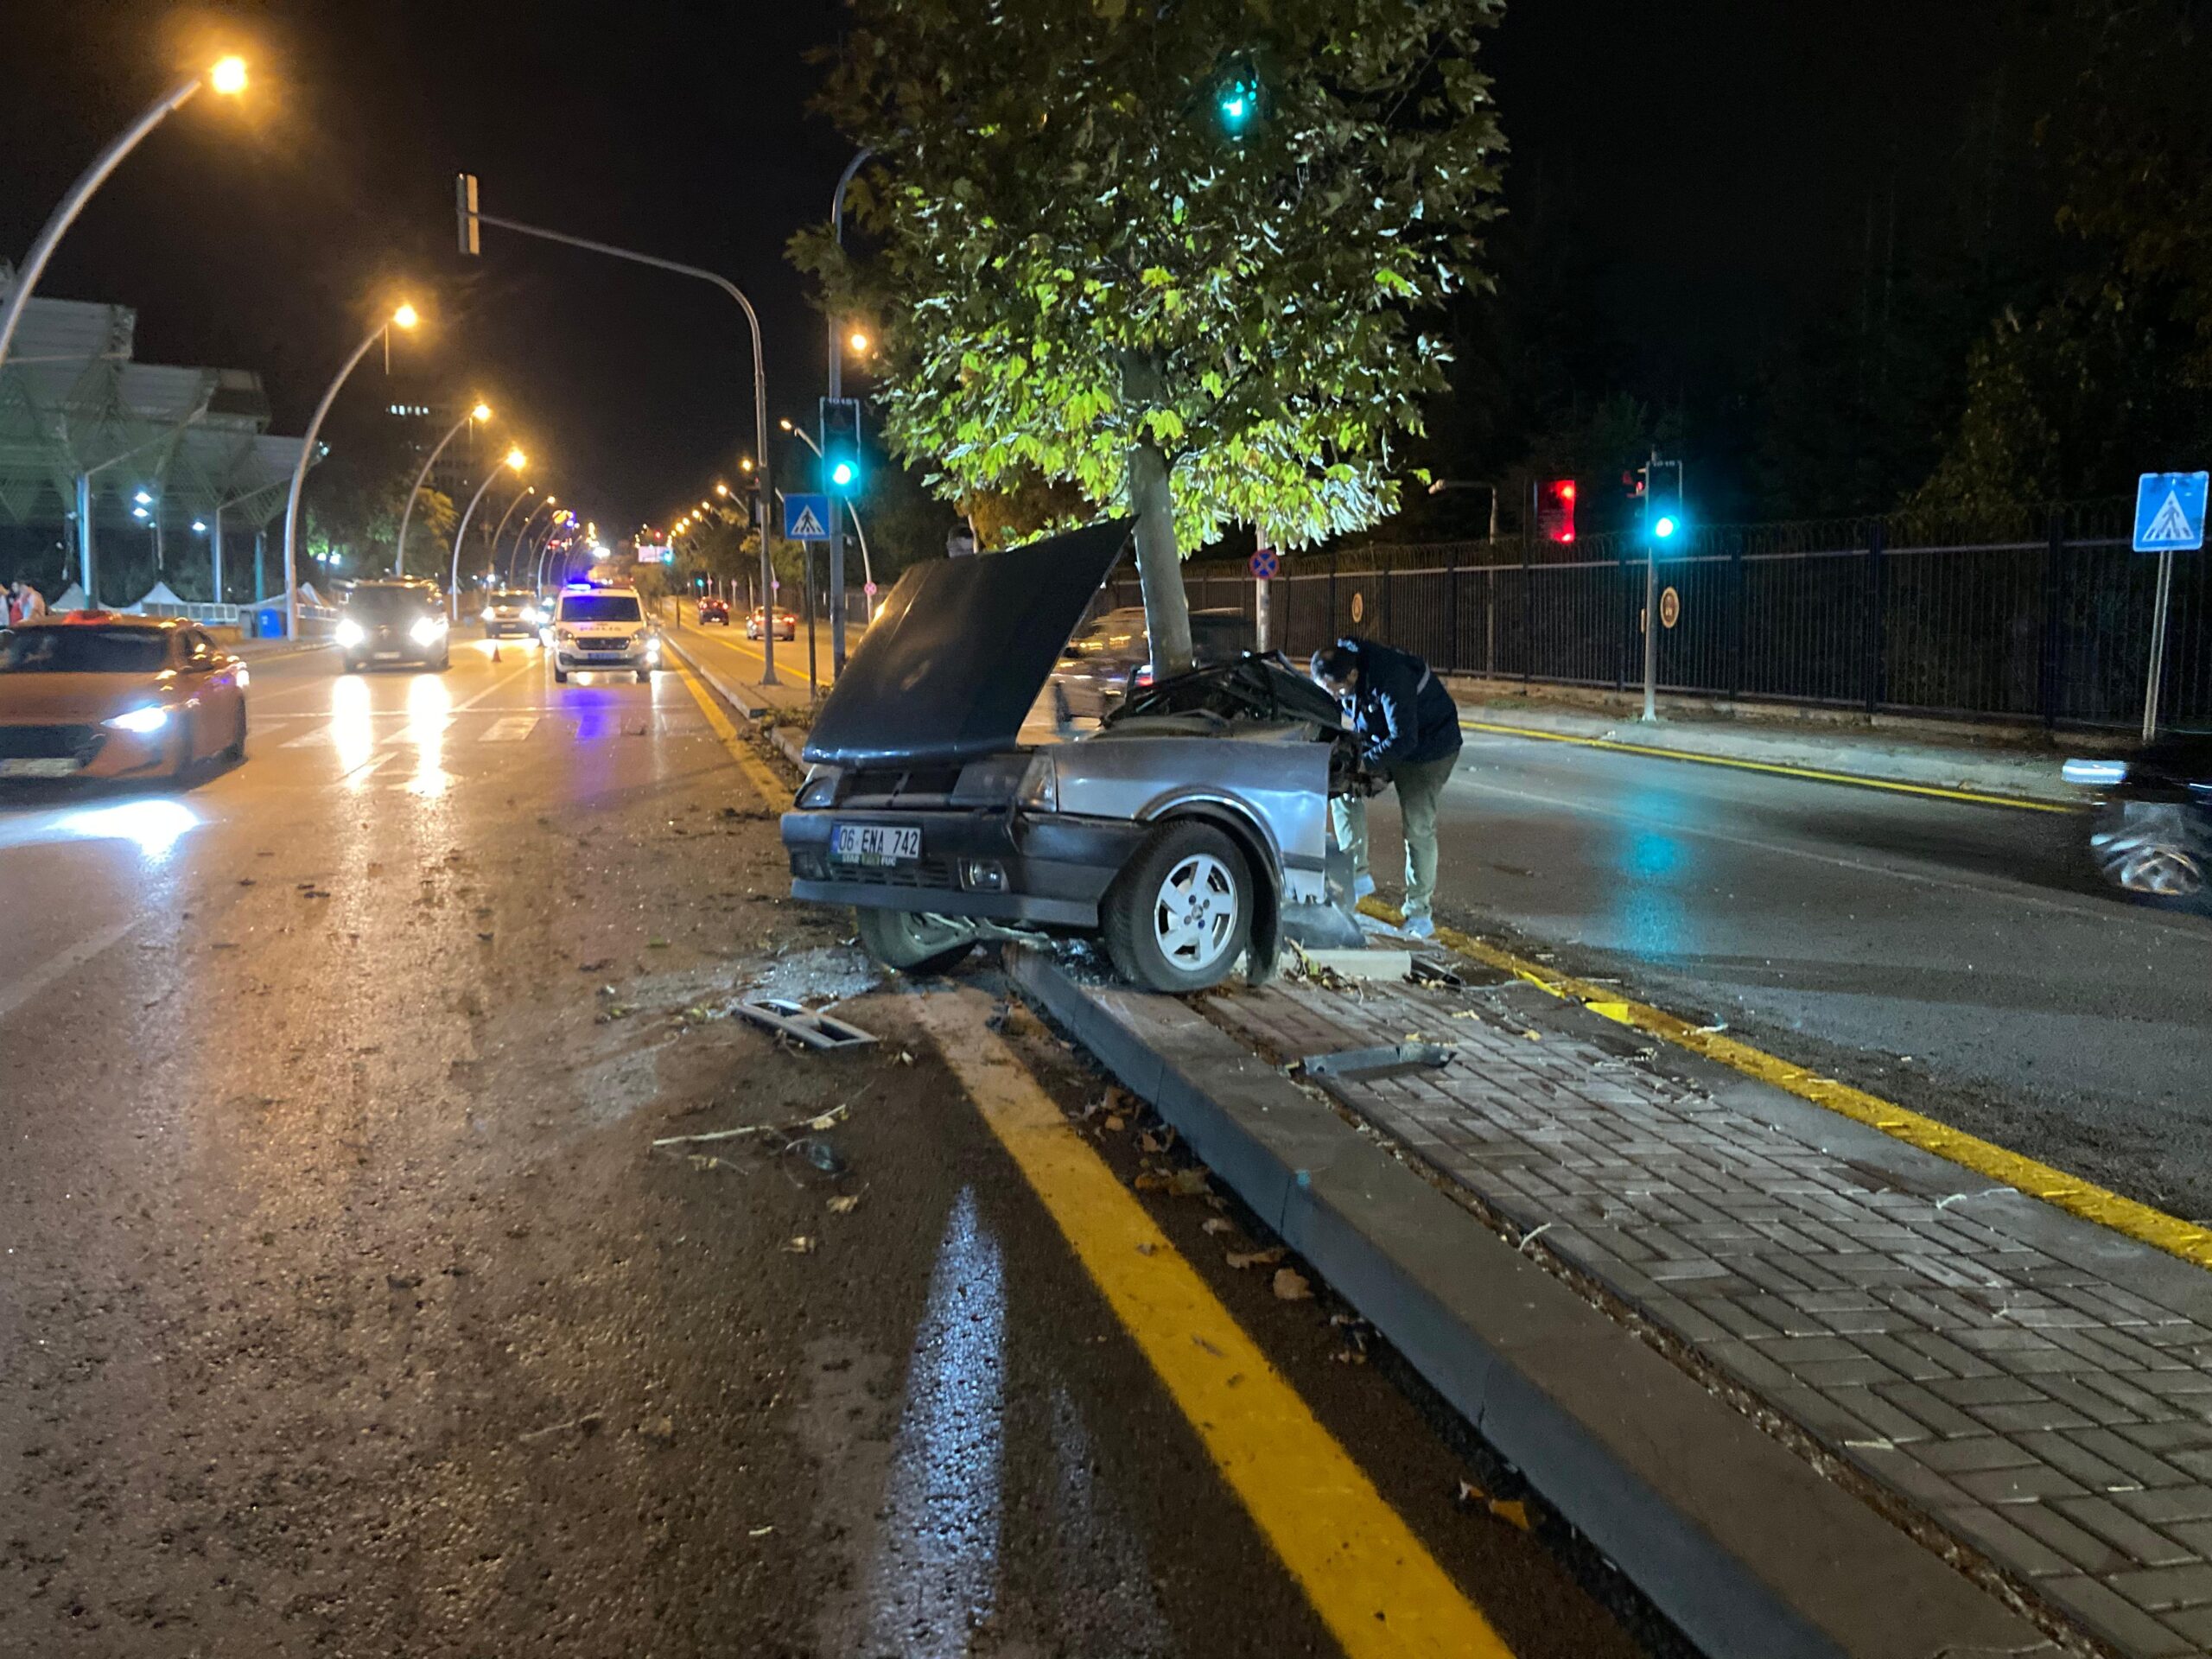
[
  {"x1": 480, "y1": 607, "x2": 494, "y2": 621},
  {"x1": 105, "y1": 704, "x2": 170, "y2": 734},
  {"x1": 523, "y1": 608, "x2": 541, "y2": 626},
  {"x1": 410, "y1": 616, "x2": 448, "y2": 645},
  {"x1": 796, "y1": 766, "x2": 843, "y2": 809},
  {"x1": 235, "y1": 666, "x2": 251, "y2": 688},
  {"x1": 645, "y1": 635, "x2": 661, "y2": 655},
  {"x1": 1018, "y1": 752, "x2": 1058, "y2": 813},
  {"x1": 334, "y1": 619, "x2": 365, "y2": 648}
]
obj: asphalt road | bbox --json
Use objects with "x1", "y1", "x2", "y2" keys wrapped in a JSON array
[
  {"x1": 1357, "y1": 728, "x2": 2212, "y2": 1224},
  {"x1": 0, "y1": 637, "x2": 1665, "y2": 1658}
]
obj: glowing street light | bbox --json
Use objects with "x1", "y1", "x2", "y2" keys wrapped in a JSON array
[
  {"x1": 0, "y1": 55, "x2": 251, "y2": 378},
  {"x1": 847, "y1": 327, "x2": 870, "y2": 354},
  {"x1": 450, "y1": 446, "x2": 528, "y2": 615},
  {"x1": 394, "y1": 397, "x2": 495, "y2": 575},
  {"x1": 283, "y1": 302, "x2": 423, "y2": 637}
]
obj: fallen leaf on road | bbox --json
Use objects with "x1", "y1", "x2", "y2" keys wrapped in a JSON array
[
  {"x1": 1271, "y1": 1268, "x2": 1313, "y2": 1301},
  {"x1": 685, "y1": 1154, "x2": 725, "y2": 1173},
  {"x1": 1201, "y1": 1217, "x2": 1235, "y2": 1236},
  {"x1": 1140, "y1": 1130, "x2": 1163, "y2": 1154},
  {"x1": 647, "y1": 938, "x2": 671, "y2": 950},
  {"x1": 808, "y1": 1111, "x2": 842, "y2": 1131},
  {"x1": 1133, "y1": 1173, "x2": 1169, "y2": 1192},
  {"x1": 638, "y1": 1415, "x2": 677, "y2": 1446},
  {"x1": 1167, "y1": 1166, "x2": 1211, "y2": 1198},
  {"x1": 1135, "y1": 1242, "x2": 1155, "y2": 1256},
  {"x1": 1103, "y1": 1114, "x2": 1125, "y2": 1133},
  {"x1": 748, "y1": 1524, "x2": 775, "y2": 1538},
  {"x1": 579, "y1": 958, "x2": 612, "y2": 972},
  {"x1": 783, "y1": 1236, "x2": 817, "y2": 1255},
  {"x1": 827, "y1": 1195, "x2": 860, "y2": 1215},
  {"x1": 1489, "y1": 1499, "x2": 1532, "y2": 1531},
  {"x1": 1226, "y1": 1248, "x2": 1285, "y2": 1271}
]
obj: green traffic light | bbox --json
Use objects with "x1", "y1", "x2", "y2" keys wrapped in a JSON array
[
  {"x1": 1654, "y1": 514, "x2": 1679, "y2": 539},
  {"x1": 1218, "y1": 73, "x2": 1258, "y2": 134},
  {"x1": 831, "y1": 460, "x2": 856, "y2": 488}
]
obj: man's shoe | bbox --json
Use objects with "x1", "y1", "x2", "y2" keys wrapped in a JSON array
[
  {"x1": 1353, "y1": 874, "x2": 1377, "y2": 899},
  {"x1": 1403, "y1": 914, "x2": 1436, "y2": 939}
]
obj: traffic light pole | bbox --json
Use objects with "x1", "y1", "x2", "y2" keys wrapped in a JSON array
[
  {"x1": 454, "y1": 177, "x2": 780, "y2": 684},
  {"x1": 825, "y1": 148, "x2": 870, "y2": 680}
]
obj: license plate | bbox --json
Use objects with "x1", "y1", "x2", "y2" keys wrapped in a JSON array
[
  {"x1": 0, "y1": 757, "x2": 77, "y2": 778},
  {"x1": 831, "y1": 823, "x2": 921, "y2": 866},
  {"x1": 373, "y1": 650, "x2": 400, "y2": 660}
]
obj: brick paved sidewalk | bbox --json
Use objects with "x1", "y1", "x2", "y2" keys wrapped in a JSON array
[{"x1": 1203, "y1": 969, "x2": 2212, "y2": 1659}]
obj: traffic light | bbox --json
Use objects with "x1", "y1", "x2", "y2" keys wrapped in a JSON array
[
  {"x1": 819, "y1": 397, "x2": 861, "y2": 494},
  {"x1": 1539, "y1": 479, "x2": 1577, "y2": 544},
  {"x1": 1216, "y1": 55, "x2": 1262, "y2": 136},
  {"x1": 455, "y1": 173, "x2": 480, "y2": 256},
  {"x1": 1643, "y1": 457, "x2": 1685, "y2": 543}
]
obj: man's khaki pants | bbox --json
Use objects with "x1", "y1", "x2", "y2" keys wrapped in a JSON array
[{"x1": 1330, "y1": 752, "x2": 1459, "y2": 923}]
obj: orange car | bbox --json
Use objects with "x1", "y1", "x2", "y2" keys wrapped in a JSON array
[{"x1": 0, "y1": 614, "x2": 249, "y2": 780}]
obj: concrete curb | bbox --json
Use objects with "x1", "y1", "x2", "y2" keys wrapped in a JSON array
[
  {"x1": 662, "y1": 632, "x2": 808, "y2": 770},
  {"x1": 1007, "y1": 946, "x2": 2047, "y2": 1659}
]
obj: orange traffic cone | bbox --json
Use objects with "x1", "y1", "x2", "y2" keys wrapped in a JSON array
[{"x1": 491, "y1": 641, "x2": 502, "y2": 663}]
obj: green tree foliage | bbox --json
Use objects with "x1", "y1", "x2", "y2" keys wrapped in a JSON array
[{"x1": 797, "y1": 0, "x2": 1505, "y2": 670}]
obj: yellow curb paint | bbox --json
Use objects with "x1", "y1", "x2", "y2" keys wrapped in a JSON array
[
  {"x1": 1363, "y1": 899, "x2": 2212, "y2": 1273},
  {"x1": 671, "y1": 658, "x2": 793, "y2": 808},
  {"x1": 912, "y1": 991, "x2": 1516, "y2": 1659},
  {"x1": 1459, "y1": 719, "x2": 2080, "y2": 814}
]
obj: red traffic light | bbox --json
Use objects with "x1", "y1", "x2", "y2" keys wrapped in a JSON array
[{"x1": 1539, "y1": 478, "x2": 1577, "y2": 543}]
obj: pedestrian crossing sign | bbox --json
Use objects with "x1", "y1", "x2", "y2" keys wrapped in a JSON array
[
  {"x1": 2133, "y1": 472, "x2": 2208, "y2": 553},
  {"x1": 784, "y1": 494, "x2": 831, "y2": 542}
]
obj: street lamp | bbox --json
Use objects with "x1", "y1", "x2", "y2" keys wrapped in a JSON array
[
  {"x1": 283, "y1": 302, "x2": 421, "y2": 639},
  {"x1": 486, "y1": 482, "x2": 537, "y2": 575},
  {"x1": 449, "y1": 446, "x2": 526, "y2": 617},
  {"x1": 394, "y1": 399, "x2": 493, "y2": 575},
  {"x1": 0, "y1": 57, "x2": 249, "y2": 378},
  {"x1": 847, "y1": 328, "x2": 870, "y2": 355},
  {"x1": 503, "y1": 492, "x2": 556, "y2": 583}
]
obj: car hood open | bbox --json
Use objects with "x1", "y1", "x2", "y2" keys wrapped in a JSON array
[{"x1": 802, "y1": 519, "x2": 1131, "y2": 768}]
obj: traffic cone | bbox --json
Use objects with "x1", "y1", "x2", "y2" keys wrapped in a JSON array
[{"x1": 492, "y1": 641, "x2": 502, "y2": 663}]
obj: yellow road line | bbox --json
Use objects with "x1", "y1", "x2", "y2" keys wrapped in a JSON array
[
  {"x1": 671, "y1": 658, "x2": 792, "y2": 807},
  {"x1": 683, "y1": 624, "x2": 830, "y2": 688},
  {"x1": 1459, "y1": 719, "x2": 2079, "y2": 814},
  {"x1": 911, "y1": 991, "x2": 1514, "y2": 1659},
  {"x1": 1361, "y1": 898, "x2": 2212, "y2": 1272}
]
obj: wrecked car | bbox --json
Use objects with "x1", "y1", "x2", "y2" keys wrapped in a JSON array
[{"x1": 779, "y1": 521, "x2": 1365, "y2": 992}]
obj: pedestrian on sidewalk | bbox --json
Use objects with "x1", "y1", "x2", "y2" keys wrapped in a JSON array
[{"x1": 1310, "y1": 637, "x2": 1463, "y2": 938}]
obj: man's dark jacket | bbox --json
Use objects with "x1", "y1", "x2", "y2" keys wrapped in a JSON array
[{"x1": 1338, "y1": 638, "x2": 1462, "y2": 769}]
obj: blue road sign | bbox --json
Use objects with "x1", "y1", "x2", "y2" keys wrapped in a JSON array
[
  {"x1": 784, "y1": 494, "x2": 830, "y2": 542},
  {"x1": 2134, "y1": 472, "x2": 2209, "y2": 553},
  {"x1": 1249, "y1": 548, "x2": 1280, "y2": 580}
]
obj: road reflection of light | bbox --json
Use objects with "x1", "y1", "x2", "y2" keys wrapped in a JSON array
[
  {"x1": 861, "y1": 1187, "x2": 1004, "y2": 1651},
  {"x1": 331, "y1": 674, "x2": 376, "y2": 784},
  {"x1": 404, "y1": 672, "x2": 454, "y2": 797},
  {"x1": 29, "y1": 798, "x2": 202, "y2": 860},
  {"x1": 1613, "y1": 792, "x2": 1696, "y2": 959}
]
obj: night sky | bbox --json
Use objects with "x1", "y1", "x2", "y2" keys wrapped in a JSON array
[{"x1": 0, "y1": 1, "x2": 2025, "y2": 537}]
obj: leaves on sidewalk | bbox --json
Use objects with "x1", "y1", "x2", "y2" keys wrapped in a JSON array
[
  {"x1": 1225, "y1": 1247, "x2": 1286, "y2": 1271},
  {"x1": 1271, "y1": 1268, "x2": 1313, "y2": 1301},
  {"x1": 826, "y1": 1195, "x2": 861, "y2": 1216}
]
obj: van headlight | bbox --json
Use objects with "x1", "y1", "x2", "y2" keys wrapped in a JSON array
[
  {"x1": 105, "y1": 704, "x2": 170, "y2": 734},
  {"x1": 334, "y1": 619, "x2": 365, "y2": 648},
  {"x1": 410, "y1": 616, "x2": 448, "y2": 645},
  {"x1": 796, "y1": 766, "x2": 843, "y2": 809},
  {"x1": 480, "y1": 607, "x2": 494, "y2": 622}
]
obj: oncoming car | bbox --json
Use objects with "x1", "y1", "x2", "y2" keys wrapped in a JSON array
[
  {"x1": 550, "y1": 583, "x2": 658, "y2": 683},
  {"x1": 335, "y1": 578, "x2": 450, "y2": 671},
  {"x1": 480, "y1": 589, "x2": 541, "y2": 638},
  {"x1": 0, "y1": 615, "x2": 249, "y2": 780},
  {"x1": 780, "y1": 523, "x2": 1366, "y2": 993}
]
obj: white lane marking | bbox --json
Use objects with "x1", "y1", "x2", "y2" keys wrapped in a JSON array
[
  {"x1": 0, "y1": 918, "x2": 140, "y2": 1027},
  {"x1": 340, "y1": 751, "x2": 395, "y2": 785},
  {"x1": 480, "y1": 715, "x2": 540, "y2": 742}
]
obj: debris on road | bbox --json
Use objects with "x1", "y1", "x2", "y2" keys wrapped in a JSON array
[
  {"x1": 1225, "y1": 1247, "x2": 1285, "y2": 1271},
  {"x1": 734, "y1": 997, "x2": 877, "y2": 1051},
  {"x1": 1271, "y1": 1268, "x2": 1313, "y2": 1301},
  {"x1": 519, "y1": 1411, "x2": 604, "y2": 1443},
  {"x1": 827, "y1": 1194, "x2": 860, "y2": 1215},
  {"x1": 649, "y1": 1103, "x2": 849, "y2": 1152},
  {"x1": 638, "y1": 1415, "x2": 677, "y2": 1446},
  {"x1": 783, "y1": 1235, "x2": 817, "y2": 1255}
]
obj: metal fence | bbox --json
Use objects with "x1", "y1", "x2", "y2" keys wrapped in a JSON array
[{"x1": 1101, "y1": 510, "x2": 2210, "y2": 731}]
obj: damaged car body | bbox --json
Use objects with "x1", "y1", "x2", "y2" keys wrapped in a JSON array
[{"x1": 779, "y1": 521, "x2": 1365, "y2": 991}]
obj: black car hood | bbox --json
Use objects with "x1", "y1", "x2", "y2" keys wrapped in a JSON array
[{"x1": 802, "y1": 519, "x2": 1131, "y2": 768}]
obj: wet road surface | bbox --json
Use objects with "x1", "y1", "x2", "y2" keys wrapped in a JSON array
[
  {"x1": 1356, "y1": 728, "x2": 2212, "y2": 1222},
  {"x1": 0, "y1": 639, "x2": 1669, "y2": 1657}
]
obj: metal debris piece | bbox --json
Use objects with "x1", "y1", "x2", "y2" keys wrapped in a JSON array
[
  {"x1": 1408, "y1": 956, "x2": 1466, "y2": 988},
  {"x1": 734, "y1": 997, "x2": 878, "y2": 1050},
  {"x1": 1300, "y1": 1042, "x2": 1456, "y2": 1087}
]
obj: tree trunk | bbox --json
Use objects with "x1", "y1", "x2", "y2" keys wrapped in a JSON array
[{"x1": 1128, "y1": 437, "x2": 1192, "y2": 677}]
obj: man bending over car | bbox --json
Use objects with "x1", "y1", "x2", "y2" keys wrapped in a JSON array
[{"x1": 1310, "y1": 638, "x2": 1464, "y2": 939}]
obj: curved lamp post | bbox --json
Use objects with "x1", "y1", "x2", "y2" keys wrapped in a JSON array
[
  {"x1": 0, "y1": 58, "x2": 248, "y2": 377},
  {"x1": 502, "y1": 493, "x2": 556, "y2": 585},
  {"x1": 394, "y1": 399, "x2": 492, "y2": 575},
  {"x1": 479, "y1": 483, "x2": 536, "y2": 599},
  {"x1": 449, "y1": 447, "x2": 526, "y2": 616},
  {"x1": 283, "y1": 302, "x2": 420, "y2": 639}
]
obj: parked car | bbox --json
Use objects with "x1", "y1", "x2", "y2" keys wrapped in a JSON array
[
  {"x1": 334, "y1": 578, "x2": 449, "y2": 671},
  {"x1": 0, "y1": 614, "x2": 249, "y2": 780},
  {"x1": 479, "y1": 588, "x2": 541, "y2": 638},
  {"x1": 2066, "y1": 740, "x2": 2212, "y2": 905},
  {"x1": 1050, "y1": 605, "x2": 1257, "y2": 723},
  {"x1": 698, "y1": 596, "x2": 731, "y2": 626},
  {"x1": 747, "y1": 607, "x2": 798, "y2": 641},
  {"x1": 780, "y1": 523, "x2": 1366, "y2": 992}
]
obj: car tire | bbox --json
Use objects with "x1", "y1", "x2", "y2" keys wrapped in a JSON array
[
  {"x1": 2088, "y1": 801, "x2": 2209, "y2": 908},
  {"x1": 223, "y1": 703, "x2": 247, "y2": 763},
  {"x1": 553, "y1": 668, "x2": 569, "y2": 684},
  {"x1": 436, "y1": 650, "x2": 452, "y2": 671},
  {"x1": 855, "y1": 908, "x2": 978, "y2": 976},
  {"x1": 1103, "y1": 820, "x2": 1253, "y2": 993}
]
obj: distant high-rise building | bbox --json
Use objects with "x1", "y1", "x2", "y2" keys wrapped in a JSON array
[{"x1": 385, "y1": 398, "x2": 482, "y2": 501}]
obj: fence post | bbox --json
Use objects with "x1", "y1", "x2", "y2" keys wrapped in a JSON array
[
  {"x1": 1616, "y1": 543, "x2": 1631, "y2": 693},
  {"x1": 2037, "y1": 509, "x2": 2064, "y2": 727},
  {"x1": 1448, "y1": 545, "x2": 1462, "y2": 672},
  {"x1": 1863, "y1": 521, "x2": 1887, "y2": 714},
  {"x1": 1522, "y1": 547, "x2": 1535, "y2": 689},
  {"x1": 1727, "y1": 534, "x2": 1745, "y2": 699}
]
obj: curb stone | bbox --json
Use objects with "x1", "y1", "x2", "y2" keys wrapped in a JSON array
[
  {"x1": 1007, "y1": 944, "x2": 2050, "y2": 1659},
  {"x1": 661, "y1": 632, "x2": 808, "y2": 769}
]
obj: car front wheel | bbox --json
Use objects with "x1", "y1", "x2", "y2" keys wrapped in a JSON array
[
  {"x1": 855, "y1": 908, "x2": 978, "y2": 976},
  {"x1": 1103, "y1": 821, "x2": 1252, "y2": 992}
]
